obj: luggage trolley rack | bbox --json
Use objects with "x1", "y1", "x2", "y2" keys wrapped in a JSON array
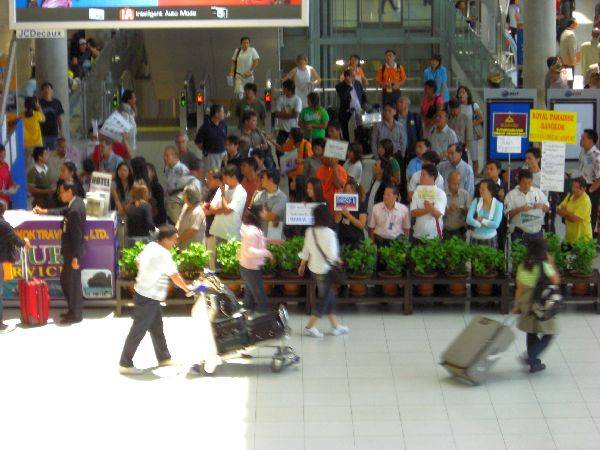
[{"x1": 188, "y1": 273, "x2": 301, "y2": 375}]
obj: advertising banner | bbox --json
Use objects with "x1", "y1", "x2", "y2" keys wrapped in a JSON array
[{"x1": 2, "y1": 211, "x2": 116, "y2": 301}]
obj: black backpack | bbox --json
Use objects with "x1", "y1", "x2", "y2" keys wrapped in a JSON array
[{"x1": 530, "y1": 263, "x2": 564, "y2": 321}]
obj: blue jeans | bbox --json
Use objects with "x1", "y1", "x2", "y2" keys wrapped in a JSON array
[
  {"x1": 526, "y1": 333, "x2": 553, "y2": 366},
  {"x1": 511, "y1": 228, "x2": 543, "y2": 243},
  {"x1": 240, "y1": 267, "x2": 268, "y2": 311},
  {"x1": 313, "y1": 271, "x2": 337, "y2": 317}
]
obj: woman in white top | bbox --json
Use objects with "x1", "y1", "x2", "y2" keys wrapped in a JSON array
[
  {"x1": 298, "y1": 204, "x2": 349, "y2": 338},
  {"x1": 119, "y1": 90, "x2": 138, "y2": 153},
  {"x1": 228, "y1": 36, "x2": 260, "y2": 100},
  {"x1": 457, "y1": 85, "x2": 483, "y2": 175},
  {"x1": 283, "y1": 54, "x2": 321, "y2": 108},
  {"x1": 343, "y1": 142, "x2": 363, "y2": 186}
]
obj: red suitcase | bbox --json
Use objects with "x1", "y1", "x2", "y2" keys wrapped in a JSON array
[{"x1": 18, "y1": 249, "x2": 50, "y2": 326}]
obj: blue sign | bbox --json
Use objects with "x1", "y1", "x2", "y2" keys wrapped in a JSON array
[
  {"x1": 6, "y1": 120, "x2": 27, "y2": 208},
  {"x1": 486, "y1": 100, "x2": 533, "y2": 161}
]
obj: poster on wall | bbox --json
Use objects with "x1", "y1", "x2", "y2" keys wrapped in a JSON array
[{"x1": 2, "y1": 211, "x2": 117, "y2": 302}]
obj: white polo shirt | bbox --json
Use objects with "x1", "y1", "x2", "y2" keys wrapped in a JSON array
[
  {"x1": 209, "y1": 183, "x2": 247, "y2": 240},
  {"x1": 134, "y1": 242, "x2": 178, "y2": 302},
  {"x1": 504, "y1": 186, "x2": 549, "y2": 234},
  {"x1": 410, "y1": 185, "x2": 447, "y2": 240}
]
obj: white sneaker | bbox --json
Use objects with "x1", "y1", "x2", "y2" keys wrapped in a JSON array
[
  {"x1": 158, "y1": 358, "x2": 176, "y2": 367},
  {"x1": 303, "y1": 326, "x2": 324, "y2": 338},
  {"x1": 119, "y1": 365, "x2": 145, "y2": 375},
  {"x1": 331, "y1": 325, "x2": 350, "y2": 336}
]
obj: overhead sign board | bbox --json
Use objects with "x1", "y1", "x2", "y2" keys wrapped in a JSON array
[{"x1": 9, "y1": 0, "x2": 308, "y2": 29}]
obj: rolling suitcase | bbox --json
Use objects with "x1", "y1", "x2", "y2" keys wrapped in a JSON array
[
  {"x1": 212, "y1": 314, "x2": 248, "y2": 355},
  {"x1": 18, "y1": 248, "x2": 50, "y2": 326},
  {"x1": 245, "y1": 311, "x2": 285, "y2": 344},
  {"x1": 440, "y1": 316, "x2": 515, "y2": 384}
]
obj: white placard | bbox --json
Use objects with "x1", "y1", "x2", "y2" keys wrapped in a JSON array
[
  {"x1": 285, "y1": 202, "x2": 320, "y2": 225},
  {"x1": 16, "y1": 29, "x2": 66, "y2": 39},
  {"x1": 90, "y1": 171, "x2": 113, "y2": 194},
  {"x1": 333, "y1": 193, "x2": 359, "y2": 211},
  {"x1": 100, "y1": 111, "x2": 132, "y2": 142},
  {"x1": 324, "y1": 139, "x2": 349, "y2": 161},
  {"x1": 496, "y1": 135, "x2": 522, "y2": 154},
  {"x1": 540, "y1": 141, "x2": 566, "y2": 193}
]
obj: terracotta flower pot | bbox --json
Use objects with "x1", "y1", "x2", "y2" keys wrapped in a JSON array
[
  {"x1": 262, "y1": 273, "x2": 276, "y2": 296},
  {"x1": 378, "y1": 271, "x2": 403, "y2": 297},
  {"x1": 281, "y1": 271, "x2": 302, "y2": 297},
  {"x1": 220, "y1": 273, "x2": 242, "y2": 297},
  {"x1": 571, "y1": 271, "x2": 592, "y2": 296},
  {"x1": 415, "y1": 272, "x2": 436, "y2": 296},
  {"x1": 446, "y1": 272, "x2": 467, "y2": 296},
  {"x1": 349, "y1": 273, "x2": 371, "y2": 297},
  {"x1": 475, "y1": 272, "x2": 498, "y2": 296}
]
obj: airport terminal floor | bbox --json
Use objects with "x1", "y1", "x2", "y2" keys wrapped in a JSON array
[{"x1": 1, "y1": 305, "x2": 600, "y2": 450}]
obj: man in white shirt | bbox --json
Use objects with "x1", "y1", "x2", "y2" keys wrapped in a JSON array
[
  {"x1": 274, "y1": 79, "x2": 303, "y2": 146},
  {"x1": 505, "y1": 169, "x2": 549, "y2": 242},
  {"x1": 228, "y1": 36, "x2": 260, "y2": 99},
  {"x1": 208, "y1": 165, "x2": 247, "y2": 242},
  {"x1": 579, "y1": 129, "x2": 600, "y2": 231},
  {"x1": 408, "y1": 150, "x2": 445, "y2": 202},
  {"x1": 119, "y1": 225, "x2": 192, "y2": 375},
  {"x1": 410, "y1": 164, "x2": 447, "y2": 240},
  {"x1": 369, "y1": 185, "x2": 410, "y2": 246}
]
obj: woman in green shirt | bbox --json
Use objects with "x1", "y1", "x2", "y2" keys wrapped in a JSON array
[
  {"x1": 299, "y1": 93, "x2": 329, "y2": 140},
  {"x1": 513, "y1": 238, "x2": 560, "y2": 374}
]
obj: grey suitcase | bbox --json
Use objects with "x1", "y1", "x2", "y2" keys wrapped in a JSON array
[{"x1": 440, "y1": 315, "x2": 515, "y2": 384}]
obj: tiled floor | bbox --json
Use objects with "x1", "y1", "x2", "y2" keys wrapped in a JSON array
[{"x1": 1, "y1": 304, "x2": 600, "y2": 450}]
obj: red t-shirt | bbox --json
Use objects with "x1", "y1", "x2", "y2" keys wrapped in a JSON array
[
  {"x1": 91, "y1": 142, "x2": 130, "y2": 170},
  {"x1": 316, "y1": 164, "x2": 348, "y2": 211},
  {"x1": 0, "y1": 162, "x2": 12, "y2": 203}
]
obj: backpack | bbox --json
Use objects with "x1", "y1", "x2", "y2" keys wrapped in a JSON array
[{"x1": 530, "y1": 263, "x2": 564, "y2": 321}]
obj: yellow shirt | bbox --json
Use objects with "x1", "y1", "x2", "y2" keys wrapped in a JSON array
[
  {"x1": 558, "y1": 192, "x2": 592, "y2": 244},
  {"x1": 21, "y1": 110, "x2": 45, "y2": 148}
]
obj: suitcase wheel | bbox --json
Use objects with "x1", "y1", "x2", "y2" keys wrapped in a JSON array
[{"x1": 271, "y1": 358, "x2": 284, "y2": 373}]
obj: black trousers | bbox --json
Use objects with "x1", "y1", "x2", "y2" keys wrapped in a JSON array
[
  {"x1": 120, "y1": 293, "x2": 171, "y2": 367},
  {"x1": 60, "y1": 258, "x2": 83, "y2": 320},
  {"x1": 526, "y1": 333, "x2": 552, "y2": 366},
  {"x1": 589, "y1": 189, "x2": 600, "y2": 236}
]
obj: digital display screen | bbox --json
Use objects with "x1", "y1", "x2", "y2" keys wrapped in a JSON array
[
  {"x1": 486, "y1": 100, "x2": 533, "y2": 161},
  {"x1": 551, "y1": 100, "x2": 597, "y2": 160},
  {"x1": 10, "y1": 0, "x2": 307, "y2": 29}
]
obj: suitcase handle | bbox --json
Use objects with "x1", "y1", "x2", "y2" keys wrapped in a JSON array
[{"x1": 21, "y1": 247, "x2": 29, "y2": 282}]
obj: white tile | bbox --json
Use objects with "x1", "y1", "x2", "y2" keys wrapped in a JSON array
[
  {"x1": 353, "y1": 420, "x2": 403, "y2": 437},
  {"x1": 255, "y1": 437, "x2": 304, "y2": 450},
  {"x1": 255, "y1": 407, "x2": 303, "y2": 423},
  {"x1": 498, "y1": 418, "x2": 550, "y2": 435},
  {"x1": 351, "y1": 405, "x2": 400, "y2": 422},
  {"x1": 403, "y1": 434, "x2": 456, "y2": 450},
  {"x1": 396, "y1": 389, "x2": 445, "y2": 405},
  {"x1": 503, "y1": 434, "x2": 557, "y2": 450},
  {"x1": 304, "y1": 391, "x2": 351, "y2": 406},
  {"x1": 254, "y1": 421, "x2": 304, "y2": 437},
  {"x1": 303, "y1": 364, "x2": 348, "y2": 379},
  {"x1": 355, "y1": 436, "x2": 406, "y2": 450},
  {"x1": 401, "y1": 419, "x2": 452, "y2": 436},
  {"x1": 399, "y1": 405, "x2": 448, "y2": 421},
  {"x1": 552, "y1": 433, "x2": 600, "y2": 450},
  {"x1": 304, "y1": 406, "x2": 353, "y2": 423},
  {"x1": 304, "y1": 421, "x2": 354, "y2": 437},
  {"x1": 493, "y1": 403, "x2": 544, "y2": 419},
  {"x1": 453, "y1": 434, "x2": 506, "y2": 450},
  {"x1": 348, "y1": 364, "x2": 394, "y2": 379},
  {"x1": 303, "y1": 377, "x2": 349, "y2": 394},
  {"x1": 256, "y1": 391, "x2": 303, "y2": 407},
  {"x1": 446, "y1": 403, "x2": 497, "y2": 420},
  {"x1": 346, "y1": 352, "x2": 392, "y2": 366},
  {"x1": 350, "y1": 390, "x2": 398, "y2": 406},
  {"x1": 489, "y1": 387, "x2": 539, "y2": 404},
  {"x1": 450, "y1": 418, "x2": 501, "y2": 435},
  {"x1": 587, "y1": 402, "x2": 600, "y2": 418},
  {"x1": 534, "y1": 388, "x2": 584, "y2": 403},
  {"x1": 546, "y1": 418, "x2": 599, "y2": 435},
  {"x1": 304, "y1": 437, "x2": 356, "y2": 450},
  {"x1": 540, "y1": 402, "x2": 591, "y2": 419},
  {"x1": 394, "y1": 377, "x2": 442, "y2": 392},
  {"x1": 443, "y1": 388, "x2": 492, "y2": 405}
]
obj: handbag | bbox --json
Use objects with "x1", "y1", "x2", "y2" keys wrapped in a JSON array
[
  {"x1": 311, "y1": 228, "x2": 347, "y2": 284},
  {"x1": 472, "y1": 107, "x2": 484, "y2": 140}
]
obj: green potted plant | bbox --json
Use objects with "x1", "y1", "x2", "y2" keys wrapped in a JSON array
[
  {"x1": 569, "y1": 238, "x2": 597, "y2": 296},
  {"x1": 545, "y1": 233, "x2": 568, "y2": 274},
  {"x1": 443, "y1": 237, "x2": 471, "y2": 296},
  {"x1": 275, "y1": 236, "x2": 305, "y2": 296},
  {"x1": 118, "y1": 241, "x2": 145, "y2": 280},
  {"x1": 378, "y1": 238, "x2": 410, "y2": 296},
  {"x1": 471, "y1": 245, "x2": 504, "y2": 296},
  {"x1": 410, "y1": 238, "x2": 444, "y2": 296},
  {"x1": 343, "y1": 239, "x2": 377, "y2": 296},
  {"x1": 510, "y1": 239, "x2": 526, "y2": 275},
  {"x1": 216, "y1": 238, "x2": 242, "y2": 295},
  {"x1": 175, "y1": 242, "x2": 211, "y2": 281}
]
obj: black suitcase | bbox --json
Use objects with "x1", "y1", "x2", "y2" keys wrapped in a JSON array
[
  {"x1": 213, "y1": 314, "x2": 249, "y2": 355},
  {"x1": 245, "y1": 311, "x2": 285, "y2": 344}
]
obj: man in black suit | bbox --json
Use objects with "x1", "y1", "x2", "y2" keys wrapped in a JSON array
[
  {"x1": 335, "y1": 68, "x2": 367, "y2": 141},
  {"x1": 34, "y1": 182, "x2": 87, "y2": 324}
]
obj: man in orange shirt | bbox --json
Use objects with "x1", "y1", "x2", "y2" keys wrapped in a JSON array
[
  {"x1": 316, "y1": 156, "x2": 348, "y2": 211},
  {"x1": 375, "y1": 49, "x2": 406, "y2": 106},
  {"x1": 278, "y1": 127, "x2": 313, "y2": 198}
]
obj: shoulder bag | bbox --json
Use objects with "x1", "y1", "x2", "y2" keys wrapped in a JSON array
[{"x1": 311, "y1": 228, "x2": 347, "y2": 284}]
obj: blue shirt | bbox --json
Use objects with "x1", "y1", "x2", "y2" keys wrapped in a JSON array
[
  {"x1": 467, "y1": 197, "x2": 504, "y2": 240},
  {"x1": 407, "y1": 157, "x2": 422, "y2": 180},
  {"x1": 424, "y1": 66, "x2": 450, "y2": 103}
]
